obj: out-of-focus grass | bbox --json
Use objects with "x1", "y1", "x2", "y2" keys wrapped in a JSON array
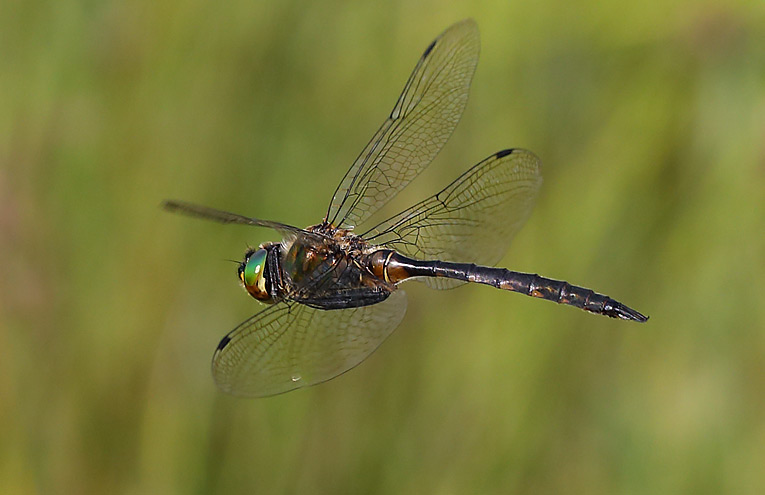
[{"x1": 2, "y1": 0, "x2": 764, "y2": 493}]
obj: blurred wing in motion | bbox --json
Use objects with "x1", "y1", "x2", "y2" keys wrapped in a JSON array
[
  {"x1": 326, "y1": 19, "x2": 480, "y2": 229},
  {"x1": 163, "y1": 200, "x2": 318, "y2": 241},
  {"x1": 362, "y1": 149, "x2": 542, "y2": 289},
  {"x1": 212, "y1": 290, "x2": 407, "y2": 397}
]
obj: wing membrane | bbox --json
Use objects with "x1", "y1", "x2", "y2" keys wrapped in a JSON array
[
  {"x1": 362, "y1": 149, "x2": 542, "y2": 289},
  {"x1": 212, "y1": 290, "x2": 407, "y2": 397},
  {"x1": 326, "y1": 19, "x2": 480, "y2": 229},
  {"x1": 163, "y1": 200, "x2": 318, "y2": 241}
]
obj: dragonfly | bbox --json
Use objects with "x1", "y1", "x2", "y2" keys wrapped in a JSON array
[{"x1": 164, "y1": 19, "x2": 648, "y2": 397}]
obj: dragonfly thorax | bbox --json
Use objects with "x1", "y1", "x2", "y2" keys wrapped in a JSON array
[{"x1": 305, "y1": 222, "x2": 373, "y2": 255}]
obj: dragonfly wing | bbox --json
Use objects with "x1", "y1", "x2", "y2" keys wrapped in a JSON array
[
  {"x1": 362, "y1": 149, "x2": 542, "y2": 289},
  {"x1": 326, "y1": 19, "x2": 480, "y2": 229},
  {"x1": 163, "y1": 200, "x2": 321, "y2": 242},
  {"x1": 212, "y1": 290, "x2": 407, "y2": 397}
]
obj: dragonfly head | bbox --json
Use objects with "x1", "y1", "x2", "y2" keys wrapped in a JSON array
[{"x1": 238, "y1": 247, "x2": 273, "y2": 303}]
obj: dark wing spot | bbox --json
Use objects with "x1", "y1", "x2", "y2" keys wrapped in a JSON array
[
  {"x1": 422, "y1": 40, "x2": 437, "y2": 58},
  {"x1": 495, "y1": 149, "x2": 515, "y2": 158},
  {"x1": 217, "y1": 335, "x2": 232, "y2": 351}
]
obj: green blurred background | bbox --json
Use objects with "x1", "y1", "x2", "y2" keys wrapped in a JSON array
[{"x1": 3, "y1": 0, "x2": 764, "y2": 493}]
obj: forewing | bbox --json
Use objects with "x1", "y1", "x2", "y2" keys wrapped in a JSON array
[
  {"x1": 163, "y1": 200, "x2": 321, "y2": 242},
  {"x1": 362, "y1": 149, "x2": 542, "y2": 289},
  {"x1": 326, "y1": 19, "x2": 480, "y2": 229},
  {"x1": 212, "y1": 290, "x2": 407, "y2": 397}
]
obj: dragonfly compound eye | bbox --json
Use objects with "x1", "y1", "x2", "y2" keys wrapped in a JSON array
[{"x1": 241, "y1": 248, "x2": 271, "y2": 302}]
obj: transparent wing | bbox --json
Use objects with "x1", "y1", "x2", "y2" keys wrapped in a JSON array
[
  {"x1": 212, "y1": 290, "x2": 407, "y2": 397},
  {"x1": 326, "y1": 19, "x2": 480, "y2": 229},
  {"x1": 362, "y1": 149, "x2": 542, "y2": 289},
  {"x1": 163, "y1": 200, "x2": 321, "y2": 242}
]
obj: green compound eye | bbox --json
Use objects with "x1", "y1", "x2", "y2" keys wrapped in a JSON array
[{"x1": 243, "y1": 249, "x2": 268, "y2": 288}]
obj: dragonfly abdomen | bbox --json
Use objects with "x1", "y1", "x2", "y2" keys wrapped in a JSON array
[{"x1": 373, "y1": 251, "x2": 647, "y2": 322}]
